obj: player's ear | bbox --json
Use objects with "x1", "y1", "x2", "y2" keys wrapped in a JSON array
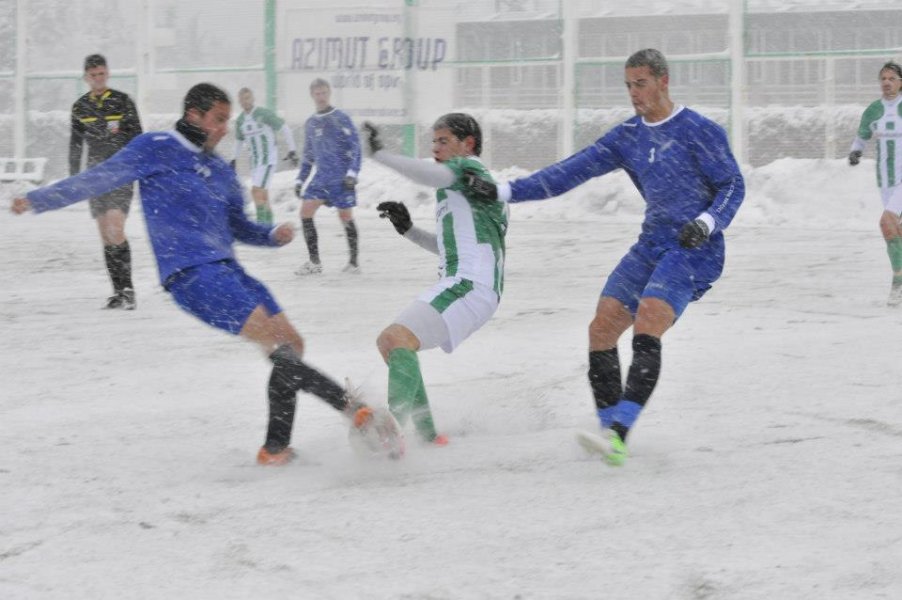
[{"x1": 184, "y1": 108, "x2": 206, "y2": 128}]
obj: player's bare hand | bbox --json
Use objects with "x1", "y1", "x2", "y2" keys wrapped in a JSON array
[
  {"x1": 10, "y1": 197, "x2": 31, "y2": 214},
  {"x1": 272, "y1": 222, "x2": 295, "y2": 245}
]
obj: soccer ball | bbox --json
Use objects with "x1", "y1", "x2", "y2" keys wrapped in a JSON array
[{"x1": 348, "y1": 406, "x2": 405, "y2": 460}]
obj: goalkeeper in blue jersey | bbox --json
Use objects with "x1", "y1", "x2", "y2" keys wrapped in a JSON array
[
  {"x1": 294, "y1": 78, "x2": 363, "y2": 275},
  {"x1": 11, "y1": 83, "x2": 379, "y2": 466},
  {"x1": 463, "y1": 49, "x2": 745, "y2": 466}
]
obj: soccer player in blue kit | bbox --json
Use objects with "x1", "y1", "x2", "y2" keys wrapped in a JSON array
[
  {"x1": 464, "y1": 49, "x2": 745, "y2": 466},
  {"x1": 11, "y1": 83, "x2": 381, "y2": 466},
  {"x1": 295, "y1": 78, "x2": 363, "y2": 274}
]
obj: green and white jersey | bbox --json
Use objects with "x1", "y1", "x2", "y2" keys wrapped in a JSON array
[
  {"x1": 852, "y1": 95, "x2": 902, "y2": 189},
  {"x1": 234, "y1": 107, "x2": 296, "y2": 169},
  {"x1": 434, "y1": 157, "x2": 509, "y2": 296}
]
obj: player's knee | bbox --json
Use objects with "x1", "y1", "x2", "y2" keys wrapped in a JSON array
[
  {"x1": 376, "y1": 329, "x2": 397, "y2": 361},
  {"x1": 589, "y1": 309, "x2": 628, "y2": 347},
  {"x1": 635, "y1": 298, "x2": 676, "y2": 336},
  {"x1": 377, "y1": 325, "x2": 415, "y2": 361}
]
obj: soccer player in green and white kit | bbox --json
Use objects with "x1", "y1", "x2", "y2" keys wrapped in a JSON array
[
  {"x1": 849, "y1": 61, "x2": 902, "y2": 305},
  {"x1": 364, "y1": 115, "x2": 508, "y2": 446},
  {"x1": 232, "y1": 88, "x2": 299, "y2": 224}
]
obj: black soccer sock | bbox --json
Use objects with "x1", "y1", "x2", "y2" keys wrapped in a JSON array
[
  {"x1": 588, "y1": 348, "x2": 622, "y2": 411},
  {"x1": 344, "y1": 219, "x2": 359, "y2": 266},
  {"x1": 614, "y1": 334, "x2": 662, "y2": 441},
  {"x1": 265, "y1": 345, "x2": 349, "y2": 450},
  {"x1": 103, "y1": 242, "x2": 133, "y2": 293},
  {"x1": 301, "y1": 218, "x2": 320, "y2": 264}
]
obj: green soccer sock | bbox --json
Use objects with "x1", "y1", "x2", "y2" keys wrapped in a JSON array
[
  {"x1": 387, "y1": 348, "x2": 438, "y2": 441},
  {"x1": 887, "y1": 237, "x2": 902, "y2": 275},
  {"x1": 256, "y1": 204, "x2": 273, "y2": 225}
]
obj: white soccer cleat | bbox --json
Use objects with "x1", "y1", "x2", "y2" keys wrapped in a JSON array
[
  {"x1": 295, "y1": 261, "x2": 323, "y2": 276},
  {"x1": 575, "y1": 429, "x2": 627, "y2": 466},
  {"x1": 341, "y1": 263, "x2": 361, "y2": 274}
]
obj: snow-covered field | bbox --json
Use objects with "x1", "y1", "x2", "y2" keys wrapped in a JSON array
[{"x1": 2, "y1": 158, "x2": 901, "y2": 599}]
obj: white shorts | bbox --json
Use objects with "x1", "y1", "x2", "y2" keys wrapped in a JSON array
[
  {"x1": 250, "y1": 164, "x2": 275, "y2": 189},
  {"x1": 394, "y1": 277, "x2": 499, "y2": 353}
]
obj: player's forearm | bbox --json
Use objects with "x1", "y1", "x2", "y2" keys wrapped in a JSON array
[
  {"x1": 403, "y1": 225, "x2": 439, "y2": 255},
  {"x1": 706, "y1": 173, "x2": 745, "y2": 232}
]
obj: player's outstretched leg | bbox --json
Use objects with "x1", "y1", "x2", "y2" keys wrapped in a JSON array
[
  {"x1": 387, "y1": 348, "x2": 443, "y2": 444},
  {"x1": 259, "y1": 344, "x2": 367, "y2": 465}
]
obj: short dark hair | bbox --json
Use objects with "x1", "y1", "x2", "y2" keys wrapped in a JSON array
[
  {"x1": 625, "y1": 48, "x2": 669, "y2": 79},
  {"x1": 432, "y1": 112, "x2": 483, "y2": 156},
  {"x1": 84, "y1": 54, "x2": 107, "y2": 71},
  {"x1": 881, "y1": 61, "x2": 902, "y2": 79},
  {"x1": 183, "y1": 83, "x2": 230, "y2": 115},
  {"x1": 310, "y1": 78, "x2": 330, "y2": 92}
]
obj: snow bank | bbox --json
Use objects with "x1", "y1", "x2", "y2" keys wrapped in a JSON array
[{"x1": 265, "y1": 155, "x2": 882, "y2": 231}]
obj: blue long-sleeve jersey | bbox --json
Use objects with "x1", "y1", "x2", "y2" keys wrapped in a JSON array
[
  {"x1": 27, "y1": 130, "x2": 278, "y2": 285},
  {"x1": 297, "y1": 108, "x2": 362, "y2": 184},
  {"x1": 510, "y1": 107, "x2": 744, "y2": 246}
]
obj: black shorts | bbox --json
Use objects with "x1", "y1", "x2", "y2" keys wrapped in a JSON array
[{"x1": 89, "y1": 183, "x2": 134, "y2": 218}]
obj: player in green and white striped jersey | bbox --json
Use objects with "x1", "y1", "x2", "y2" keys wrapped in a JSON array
[
  {"x1": 232, "y1": 88, "x2": 299, "y2": 224},
  {"x1": 365, "y1": 115, "x2": 509, "y2": 446},
  {"x1": 849, "y1": 61, "x2": 902, "y2": 305}
]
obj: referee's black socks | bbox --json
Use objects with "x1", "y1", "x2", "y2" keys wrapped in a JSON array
[{"x1": 103, "y1": 241, "x2": 133, "y2": 293}]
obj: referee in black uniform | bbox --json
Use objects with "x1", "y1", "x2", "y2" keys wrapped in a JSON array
[{"x1": 70, "y1": 54, "x2": 143, "y2": 309}]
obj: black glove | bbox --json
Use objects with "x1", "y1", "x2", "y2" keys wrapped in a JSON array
[
  {"x1": 229, "y1": 159, "x2": 237, "y2": 170},
  {"x1": 678, "y1": 219, "x2": 710, "y2": 249},
  {"x1": 848, "y1": 150, "x2": 862, "y2": 166},
  {"x1": 285, "y1": 151, "x2": 299, "y2": 167},
  {"x1": 462, "y1": 168, "x2": 499, "y2": 202},
  {"x1": 376, "y1": 201, "x2": 412, "y2": 235},
  {"x1": 294, "y1": 182, "x2": 303, "y2": 198},
  {"x1": 343, "y1": 175, "x2": 357, "y2": 191},
  {"x1": 362, "y1": 122, "x2": 383, "y2": 154}
]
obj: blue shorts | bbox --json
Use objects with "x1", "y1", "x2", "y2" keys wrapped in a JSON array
[
  {"x1": 601, "y1": 240, "x2": 723, "y2": 319},
  {"x1": 165, "y1": 260, "x2": 283, "y2": 335},
  {"x1": 302, "y1": 176, "x2": 356, "y2": 209}
]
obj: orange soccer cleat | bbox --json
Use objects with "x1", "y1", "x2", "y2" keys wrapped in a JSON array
[
  {"x1": 351, "y1": 406, "x2": 374, "y2": 429},
  {"x1": 256, "y1": 446, "x2": 297, "y2": 466},
  {"x1": 430, "y1": 433, "x2": 450, "y2": 447}
]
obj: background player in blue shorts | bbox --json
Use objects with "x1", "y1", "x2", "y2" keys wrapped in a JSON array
[
  {"x1": 12, "y1": 83, "x2": 377, "y2": 466},
  {"x1": 464, "y1": 49, "x2": 745, "y2": 465},
  {"x1": 294, "y1": 78, "x2": 363, "y2": 275}
]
